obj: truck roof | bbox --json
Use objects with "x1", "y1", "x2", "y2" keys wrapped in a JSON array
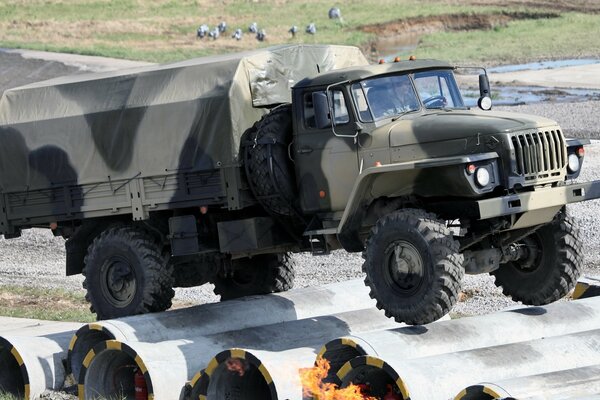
[{"x1": 294, "y1": 59, "x2": 453, "y2": 89}]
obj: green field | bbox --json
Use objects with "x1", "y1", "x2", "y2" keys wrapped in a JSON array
[
  {"x1": 0, "y1": 285, "x2": 95, "y2": 322},
  {"x1": 0, "y1": 393, "x2": 20, "y2": 400},
  {"x1": 0, "y1": 0, "x2": 599, "y2": 64}
]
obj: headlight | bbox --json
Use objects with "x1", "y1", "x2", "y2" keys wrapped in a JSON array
[
  {"x1": 568, "y1": 153, "x2": 580, "y2": 173},
  {"x1": 475, "y1": 167, "x2": 490, "y2": 187}
]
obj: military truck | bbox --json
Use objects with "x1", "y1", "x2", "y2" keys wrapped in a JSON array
[{"x1": 1, "y1": 45, "x2": 599, "y2": 323}]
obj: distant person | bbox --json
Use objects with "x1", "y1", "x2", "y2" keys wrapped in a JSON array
[
  {"x1": 196, "y1": 24, "x2": 209, "y2": 39},
  {"x1": 289, "y1": 25, "x2": 298, "y2": 37},
  {"x1": 328, "y1": 7, "x2": 342, "y2": 20},
  {"x1": 232, "y1": 28, "x2": 243, "y2": 40}
]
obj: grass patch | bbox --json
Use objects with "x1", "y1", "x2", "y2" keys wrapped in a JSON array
[
  {"x1": 416, "y1": 12, "x2": 600, "y2": 64},
  {"x1": 0, "y1": 0, "x2": 583, "y2": 63},
  {"x1": 0, "y1": 286, "x2": 95, "y2": 323},
  {"x1": 0, "y1": 392, "x2": 21, "y2": 400}
]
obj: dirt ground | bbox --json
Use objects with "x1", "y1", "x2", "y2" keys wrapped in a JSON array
[
  {"x1": 465, "y1": 0, "x2": 600, "y2": 13},
  {"x1": 361, "y1": 10, "x2": 560, "y2": 37}
]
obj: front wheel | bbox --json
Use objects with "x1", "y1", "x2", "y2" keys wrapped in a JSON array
[
  {"x1": 213, "y1": 253, "x2": 296, "y2": 300},
  {"x1": 362, "y1": 209, "x2": 464, "y2": 325},
  {"x1": 491, "y1": 209, "x2": 583, "y2": 305},
  {"x1": 82, "y1": 226, "x2": 174, "y2": 320}
]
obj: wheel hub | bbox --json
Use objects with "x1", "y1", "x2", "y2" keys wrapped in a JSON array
[
  {"x1": 510, "y1": 236, "x2": 542, "y2": 272},
  {"x1": 101, "y1": 257, "x2": 136, "y2": 307},
  {"x1": 387, "y1": 241, "x2": 424, "y2": 294}
]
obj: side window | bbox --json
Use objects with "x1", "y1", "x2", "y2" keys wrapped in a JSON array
[
  {"x1": 331, "y1": 90, "x2": 349, "y2": 125},
  {"x1": 304, "y1": 92, "x2": 317, "y2": 128},
  {"x1": 303, "y1": 89, "x2": 350, "y2": 129}
]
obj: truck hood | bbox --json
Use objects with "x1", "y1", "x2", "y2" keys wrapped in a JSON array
[{"x1": 387, "y1": 109, "x2": 560, "y2": 147}]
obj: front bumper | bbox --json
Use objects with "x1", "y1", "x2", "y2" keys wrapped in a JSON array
[{"x1": 476, "y1": 180, "x2": 600, "y2": 220}]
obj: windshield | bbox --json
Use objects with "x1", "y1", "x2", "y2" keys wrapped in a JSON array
[
  {"x1": 352, "y1": 75, "x2": 419, "y2": 121},
  {"x1": 413, "y1": 70, "x2": 465, "y2": 109},
  {"x1": 352, "y1": 69, "x2": 465, "y2": 121}
]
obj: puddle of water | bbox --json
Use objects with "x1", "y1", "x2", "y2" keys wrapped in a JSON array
[
  {"x1": 488, "y1": 59, "x2": 600, "y2": 73},
  {"x1": 461, "y1": 85, "x2": 600, "y2": 107},
  {"x1": 376, "y1": 34, "x2": 421, "y2": 62}
]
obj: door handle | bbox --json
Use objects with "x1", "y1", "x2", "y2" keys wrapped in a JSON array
[{"x1": 298, "y1": 147, "x2": 313, "y2": 154}]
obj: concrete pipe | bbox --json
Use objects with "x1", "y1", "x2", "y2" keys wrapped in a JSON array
[
  {"x1": 79, "y1": 308, "x2": 400, "y2": 400},
  {"x1": 335, "y1": 329, "x2": 600, "y2": 400},
  {"x1": 317, "y1": 296, "x2": 600, "y2": 376},
  {"x1": 0, "y1": 317, "x2": 81, "y2": 336},
  {"x1": 454, "y1": 364, "x2": 600, "y2": 400},
  {"x1": 190, "y1": 347, "x2": 324, "y2": 400},
  {"x1": 572, "y1": 276, "x2": 600, "y2": 299},
  {"x1": 68, "y1": 278, "x2": 387, "y2": 380},
  {"x1": 0, "y1": 329, "x2": 80, "y2": 399},
  {"x1": 185, "y1": 306, "x2": 408, "y2": 400},
  {"x1": 79, "y1": 339, "x2": 199, "y2": 400}
]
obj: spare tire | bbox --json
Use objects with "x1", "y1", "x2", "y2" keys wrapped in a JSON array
[{"x1": 244, "y1": 104, "x2": 298, "y2": 216}]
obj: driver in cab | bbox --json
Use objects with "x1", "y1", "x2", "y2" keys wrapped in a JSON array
[{"x1": 366, "y1": 75, "x2": 420, "y2": 119}]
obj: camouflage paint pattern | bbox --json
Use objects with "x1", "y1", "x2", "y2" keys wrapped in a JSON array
[{"x1": 0, "y1": 45, "x2": 368, "y2": 234}]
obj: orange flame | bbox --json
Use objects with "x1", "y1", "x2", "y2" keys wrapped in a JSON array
[
  {"x1": 225, "y1": 357, "x2": 247, "y2": 377},
  {"x1": 300, "y1": 358, "x2": 377, "y2": 400}
]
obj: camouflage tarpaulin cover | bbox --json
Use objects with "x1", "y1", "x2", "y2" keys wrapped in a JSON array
[{"x1": 0, "y1": 45, "x2": 367, "y2": 193}]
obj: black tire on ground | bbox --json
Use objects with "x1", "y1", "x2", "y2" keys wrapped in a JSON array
[
  {"x1": 213, "y1": 253, "x2": 296, "y2": 301},
  {"x1": 362, "y1": 209, "x2": 464, "y2": 325},
  {"x1": 171, "y1": 253, "x2": 218, "y2": 288},
  {"x1": 244, "y1": 104, "x2": 297, "y2": 216},
  {"x1": 491, "y1": 209, "x2": 583, "y2": 305},
  {"x1": 82, "y1": 226, "x2": 174, "y2": 320}
]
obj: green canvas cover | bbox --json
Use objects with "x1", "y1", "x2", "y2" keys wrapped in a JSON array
[{"x1": 0, "y1": 45, "x2": 367, "y2": 193}]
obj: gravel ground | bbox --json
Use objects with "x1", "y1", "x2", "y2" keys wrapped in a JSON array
[{"x1": 1, "y1": 51, "x2": 600, "y2": 318}]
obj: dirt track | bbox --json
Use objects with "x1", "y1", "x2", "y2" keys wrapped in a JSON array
[
  {"x1": 362, "y1": 0, "x2": 600, "y2": 61},
  {"x1": 0, "y1": 51, "x2": 79, "y2": 94},
  {"x1": 466, "y1": 0, "x2": 600, "y2": 13}
]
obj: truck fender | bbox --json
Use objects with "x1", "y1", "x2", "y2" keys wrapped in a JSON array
[
  {"x1": 337, "y1": 152, "x2": 498, "y2": 251},
  {"x1": 65, "y1": 220, "x2": 113, "y2": 275}
]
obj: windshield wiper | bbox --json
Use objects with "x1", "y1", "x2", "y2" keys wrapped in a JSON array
[{"x1": 391, "y1": 109, "x2": 418, "y2": 121}]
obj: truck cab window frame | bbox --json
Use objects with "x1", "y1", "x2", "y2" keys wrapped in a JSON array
[{"x1": 303, "y1": 89, "x2": 351, "y2": 129}]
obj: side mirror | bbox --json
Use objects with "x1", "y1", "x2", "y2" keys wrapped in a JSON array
[
  {"x1": 478, "y1": 73, "x2": 492, "y2": 110},
  {"x1": 313, "y1": 92, "x2": 331, "y2": 129}
]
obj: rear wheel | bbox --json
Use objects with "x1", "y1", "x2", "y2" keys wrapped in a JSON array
[
  {"x1": 491, "y1": 210, "x2": 582, "y2": 305},
  {"x1": 82, "y1": 226, "x2": 174, "y2": 320},
  {"x1": 213, "y1": 253, "x2": 295, "y2": 300},
  {"x1": 362, "y1": 209, "x2": 464, "y2": 325}
]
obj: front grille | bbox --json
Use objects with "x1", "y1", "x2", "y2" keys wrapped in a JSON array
[{"x1": 511, "y1": 129, "x2": 567, "y2": 181}]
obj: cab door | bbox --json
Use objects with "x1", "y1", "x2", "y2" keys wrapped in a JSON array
[{"x1": 293, "y1": 88, "x2": 359, "y2": 214}]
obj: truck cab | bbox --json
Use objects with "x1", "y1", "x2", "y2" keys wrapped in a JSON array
[
  {"x1": 246, "y1": 58, "x2": 594, "y2": 325},
  {"x1": 292, "y1": 59, "x2": 469, "y2": 216}
]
